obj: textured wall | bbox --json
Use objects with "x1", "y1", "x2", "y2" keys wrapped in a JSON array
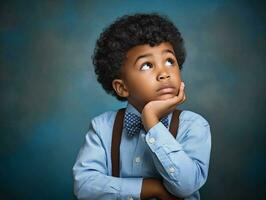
[{"x1": 0, "y1": 0, "x2": 265, "y2": 199}]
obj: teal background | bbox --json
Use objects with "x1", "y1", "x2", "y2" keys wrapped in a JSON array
[{"x1": 1, "y1": 0, "x2": 265, "y2": 199}]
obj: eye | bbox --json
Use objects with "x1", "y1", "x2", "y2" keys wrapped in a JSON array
[
  {"x1": 140, "y1": 62, "x2": 153, "y2": 71},
  {"x1": 165, "y1": 58, "x2": 175, "y2": 67}
]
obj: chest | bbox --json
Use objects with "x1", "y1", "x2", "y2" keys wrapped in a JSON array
[{"x1": 119, "y1": 130, "x2": 161, "y2": 178}]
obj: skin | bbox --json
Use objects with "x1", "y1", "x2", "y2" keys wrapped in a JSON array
[{"x1": 112, "y1": 42, "x2": 186, "y2": 200}]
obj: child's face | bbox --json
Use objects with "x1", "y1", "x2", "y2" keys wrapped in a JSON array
[{"x1": 113, "y1": 42, "x2": 182, "y2": 112}]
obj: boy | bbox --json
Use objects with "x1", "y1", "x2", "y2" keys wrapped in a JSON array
[{"x1": 73, "y1": 13, "x2": 211, "y2": 200}]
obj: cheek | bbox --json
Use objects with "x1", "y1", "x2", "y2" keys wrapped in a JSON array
[
  {"x1": 176, "y1": 79, "x2": 181, "y2": 88},
  {"x1": 170, "y1": 73, "x2": 181, "y2": 95},
  {"x1": 173, "y1": 70, "x2": 182, "y2": 83},
  {"x1": 125, "y1": 76, "x2": 143, "y2": 92},
  {"x1": 175, "y1": 75, "x2": 182, "y2": 94},
  {"x1": 130, "y1": 76, "x2": 155, "y2": 96}
]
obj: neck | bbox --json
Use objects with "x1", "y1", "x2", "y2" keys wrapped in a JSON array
[{"x1": 127, "y1": 100, "x2": 145, "y2": 114}]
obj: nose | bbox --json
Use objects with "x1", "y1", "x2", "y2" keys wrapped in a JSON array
[{"x1": 157, "y1": 71, "x2": 170, "y2": 81}]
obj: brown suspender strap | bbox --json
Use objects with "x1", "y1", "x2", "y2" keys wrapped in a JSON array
[
  {"x1": 111, "y1": 109, "x2": 182, "y2": 177},
  {"x1": 169, "y1": 109, "x2": 182, "y2": 138},
  {"x1": 111, "y1": 108, "x2": 126, "y2": 177}
]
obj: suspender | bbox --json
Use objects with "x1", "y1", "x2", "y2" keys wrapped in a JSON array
[
  {"x1": 169, "y1": 109, "x2": 182, "y2": 138},
  {"x1": 111, "y1": 108, "x2": 126, "y2": 177},
  {"x1": 111, "y1": 108, "x2": 182, "y2": 177}
]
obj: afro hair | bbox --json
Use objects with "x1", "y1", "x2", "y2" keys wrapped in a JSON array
[{"x1": 92, "y1": 13, "x2": 186, "y2": 101}]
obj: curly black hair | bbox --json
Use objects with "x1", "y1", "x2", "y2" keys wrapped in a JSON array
[{"x1": 92, "y1": 13, "x2": 186, "y2": 101}]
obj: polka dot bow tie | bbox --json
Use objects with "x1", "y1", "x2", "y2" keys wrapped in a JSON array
[{"x1": 124, "y1": 112, "x2": 169, "y2": 136}]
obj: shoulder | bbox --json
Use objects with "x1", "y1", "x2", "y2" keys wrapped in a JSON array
[
  {"x1": 91, "y1": 110, "x2": 118, "y2": 131},
  {"x1": 177, "y1": 110, "x2": 211, "y2": 144},
  {"x1": 90, "y1": 108, "x2": 126, "y2": 138},
  {"x1": 178, "y1": 110, "x2": 211, "y2": 140},
  {"x1": 179, "y1": 110, "x2": 210, "y2": 127}
]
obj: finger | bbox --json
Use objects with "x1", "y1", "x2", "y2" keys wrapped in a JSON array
[
  {"x1": 165, "y1": 96, "x2": 180, "y2": 108},
  {"x1": 180, "y1": 93, "x2": 186, "y2": 104},
  {"x1": 166, "y1": 98, "x2": 181, "y2": 112},
  {"x1": 176, "y1": 82, "x2": 185, "y2": 101}
]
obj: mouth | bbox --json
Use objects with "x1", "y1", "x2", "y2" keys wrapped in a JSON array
[{"x1": 156, "y1": 86, "x2": 176, "y2": 94}]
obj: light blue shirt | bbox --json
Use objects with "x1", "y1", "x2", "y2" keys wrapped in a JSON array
[{"x1": 73, "y1": 103, "x2": 211, "y2": 200}]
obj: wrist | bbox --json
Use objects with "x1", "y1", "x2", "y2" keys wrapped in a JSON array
[
  {"x1": 141, "y1": 112, "x2": 159, "y2": 132},
  {"x1": 142, "y1": 105, "x2": 160, "y2": 131},
  {"x1": 140, "y1": 178, "x2": 162, "y2": 199}
]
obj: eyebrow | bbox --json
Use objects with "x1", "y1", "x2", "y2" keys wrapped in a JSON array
[{"x1": 134, "y1": 49, "x2": 175, "y2": 64}]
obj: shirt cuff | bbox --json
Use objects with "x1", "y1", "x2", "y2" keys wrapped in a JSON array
[
  {"x1": 145, "y1": 122, "x2": 182, "y2": 154},
  {"x1": 120, "y1": 178, "x2": 143, "y2": 200}
]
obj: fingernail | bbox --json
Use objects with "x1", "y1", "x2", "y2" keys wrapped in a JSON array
[{"x1": 182, "y1": 82, "x2": 185, "y2": 88}]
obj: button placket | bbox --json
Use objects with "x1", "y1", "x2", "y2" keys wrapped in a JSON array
[
  {"x1": 148, "y1": 137, "x2": 156, "y2": 144},
  {"x1": 168, "y1": 166, "x2": 175, "y2": 173},
  {"x1": 135, "y1": 156, "x2": 141, "y2": 164}
]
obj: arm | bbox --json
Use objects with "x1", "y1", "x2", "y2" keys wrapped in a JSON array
[
  {"x1": 73, "y1": 121, "x2": 142, "y2": 200},
  {"x1": 141, "y1": 82, "x2": 211, "y2": 197},
  {"x1": 141, "y1": 178, "x2": 182, "y2": 200},
  {"x1": 144, "y1": 120, "x2": 211, "y2": 198}
]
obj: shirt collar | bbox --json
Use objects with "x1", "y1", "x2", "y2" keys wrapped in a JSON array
[{"x1": 125, "y1": 102, "x2": 141, "y2": 117}]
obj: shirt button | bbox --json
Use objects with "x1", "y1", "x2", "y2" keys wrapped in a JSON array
[
  {"x1": 128, "y1": 197, "x2": 134, "y2": 200},
  {"x1": 169, "y1": 167, "x2": 175, "y2": 173},
  {"x1": 135, "y1": 156, "x2": 141, "y2": 163},
  {"x1": 148, "y1": 137, "x2": 156, "y2": 144}
]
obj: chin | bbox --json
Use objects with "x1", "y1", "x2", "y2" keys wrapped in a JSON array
[{"x1": 156, "y1": 93, "x2": 176, "y2": 100}]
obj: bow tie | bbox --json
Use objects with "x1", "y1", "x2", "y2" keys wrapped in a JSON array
[{"x1": 124, "y1": 112, "x2": 169, "y2": 136}]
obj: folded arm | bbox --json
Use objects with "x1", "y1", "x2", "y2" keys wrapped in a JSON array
[
  {"x1": 144, "y1": 120, "x2": 211, "y2": 198},
  {"x1": 73, "y1": 122, "x2": 142, "y2": 200}
]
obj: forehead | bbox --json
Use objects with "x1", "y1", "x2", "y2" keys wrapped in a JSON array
[{"x1": 125, "y1": 42, "x2": 175, "y2": 59}]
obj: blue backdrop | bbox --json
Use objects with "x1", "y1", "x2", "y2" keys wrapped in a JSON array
[{"x1": 1, "y1": 0, "x2": 265, "y2": 199}]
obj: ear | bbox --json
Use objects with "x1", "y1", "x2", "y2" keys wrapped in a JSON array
[{"x1": 112, "y1": 79, "x2": 129, "y2": 98}]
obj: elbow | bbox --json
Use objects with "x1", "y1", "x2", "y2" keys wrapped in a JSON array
[
  {"x1": 171, "y1": 182, "x2": 200, "y2": 198},
  {"x1": 73, "y1": 168, "x2": 119, "y2": 200},
  {"x1": 74, "y1": 186, "x2": 91, "y2": 200},
  {"x1": 168, "y1": 181, "x2": 196, "y2": 198},
  {"x1": 73, "y1": 167, "x2": 93, "y2": 200},
  {"x1": 166, "y1": 166, "x2": 208, "y2": 198},
  {"x1": 74, "y1": 176, "x2": 99, "y2": 200},
  {"x1": 74, "y1": 187, "x2": 83, "y2": 200},
  {"x1": 168, "y1": 179, "x2": 205, "y2": 198},
  {"x1": 73, "y1": 176, "x2": 89, "y2": 200}
]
